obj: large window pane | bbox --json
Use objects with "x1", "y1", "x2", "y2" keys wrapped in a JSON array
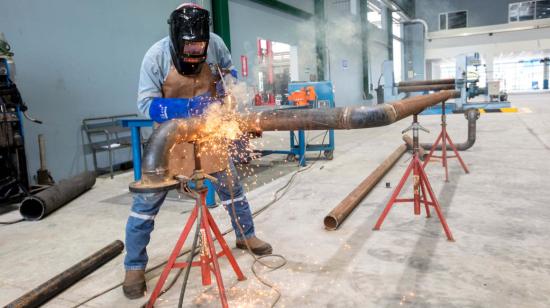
[
  {"x1": 393, "y1": 39, "x2": 402, "y2": 83},
  {"x1": 537, "y1": 0, "x2": 550, "y2": 19},
  {"x1": 367, "y1": 2, "x2": 382, "y2": 29},
  {"x1": 448, "y1": 11, "x2": 467, "y2": 29}
]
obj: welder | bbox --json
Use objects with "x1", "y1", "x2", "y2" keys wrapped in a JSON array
[{"x1": 122, "y1": 3, "x2": 272, "y2": 299}]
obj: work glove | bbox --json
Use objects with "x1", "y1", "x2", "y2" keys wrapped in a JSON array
[{"x1": 149, "y1": 92, "x2": 216, "y2": 123}]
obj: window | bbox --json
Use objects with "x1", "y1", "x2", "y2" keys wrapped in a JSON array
[
  {"x1": 392, "y1": 12, "x2": 402, "y2": 39},
  {"x1": 536, "y1": 0, "x2": 550, "y2": 19},
  {"x1": 508, "y1": 1, "x2": 550, "y2": 22},
  {"x1": 392, "y1": 12, "x2": 404, "y2": 82},
  {"x1": 509, "y1": 1, "x2": 535, "y2": 22},
  {"x1": 367, "y1": 2, "x2": 383, "y2": 29},
  {"x1": 439, "y1": 11, "x2": 467, "y2": 30}
]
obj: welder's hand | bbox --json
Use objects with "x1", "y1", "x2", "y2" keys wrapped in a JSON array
[{"x1": 149, "y1": 93, "x2": 215, "y2": 123}]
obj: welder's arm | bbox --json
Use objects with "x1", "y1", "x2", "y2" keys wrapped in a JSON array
[{"x1": 137, "y1": 50, "x2": 164, "y2": 117}]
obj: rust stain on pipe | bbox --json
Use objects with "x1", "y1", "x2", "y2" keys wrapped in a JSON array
[{"x1": 324, "y1": 144, "x2": 408, "y2": 230}]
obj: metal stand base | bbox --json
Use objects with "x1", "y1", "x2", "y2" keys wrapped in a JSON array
[
  {"x1": 423, "y1": 102, "x2": 469, "y2": 182},
  {"x1": 373, "y1": 114, "x2": 454, "y2": 241},
  {"x1": 146, "y1": 188, "x2": 246, "y2": 308}
]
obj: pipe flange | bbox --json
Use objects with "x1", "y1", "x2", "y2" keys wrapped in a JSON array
[{"x1": 129, "y1": 180, "x2": 180, "y2": 193}]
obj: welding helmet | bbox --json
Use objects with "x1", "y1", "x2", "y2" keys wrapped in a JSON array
[{"x1": 168, "y1": 4, "x2": 210, "y2": 75}]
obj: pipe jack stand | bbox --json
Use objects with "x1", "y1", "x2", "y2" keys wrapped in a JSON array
[
  {"x1": 373, "y1": 114, "x2": 454, "y2": 241},
  {"x1": 146, "y1": 143, "x2": 246, "y2": 308},
  {"x1": 423, "y1": 101, "x2": 469, "y2": 182}
]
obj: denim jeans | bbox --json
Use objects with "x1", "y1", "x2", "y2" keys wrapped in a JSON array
[{"x1": 124, "y1": 161, "x2": 255, "y2": 270}]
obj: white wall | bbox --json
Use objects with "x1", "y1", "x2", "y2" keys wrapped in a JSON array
[
  {"x1": 426, "y1": 20, "x2": 550, "y2": 60},
  {"x1": 0, "y1": 0, "x2": 183, "y2": 181}
]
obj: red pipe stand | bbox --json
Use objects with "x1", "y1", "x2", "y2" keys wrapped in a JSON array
[
  {"x1": 373, "y1": 115, "x2": 454, "y2": 241},
  {"x1": 146, "y1": 188, "x2": 246, "y2": 308},
  {"x1": 423, "y1": 101, "x2": 469, "y2": 182}
]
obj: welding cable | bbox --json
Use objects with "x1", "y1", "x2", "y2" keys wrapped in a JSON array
[
  {"x1": 225, "y1": 169, "x2": 287, "y2": 308},
  {"x1": 0, "y1": 218, "x2": 24, "y2": 225},
  {"x1": 222, "y1": 132, "x2": 328, "y2": 307},
  {"x1": 72, "y1": 134, "x2": 326, "y2": 307}
]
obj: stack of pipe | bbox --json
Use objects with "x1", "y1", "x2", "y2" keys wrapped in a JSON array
[{"x1": 397, "y1": 78, "x2": 456, "y2": 93}]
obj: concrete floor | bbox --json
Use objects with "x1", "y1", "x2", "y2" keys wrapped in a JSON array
[{"x1": 1, "y1": 93, "x2": 549, "y2": 307}]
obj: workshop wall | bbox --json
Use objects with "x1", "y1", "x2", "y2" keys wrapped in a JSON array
[{"x1": 0, "y1": 0, "x2": 182, "y2": 181}]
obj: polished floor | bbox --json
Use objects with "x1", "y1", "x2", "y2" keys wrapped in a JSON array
[{"x1": 1, "y1": 93, "x2": 549, "y2": 307}]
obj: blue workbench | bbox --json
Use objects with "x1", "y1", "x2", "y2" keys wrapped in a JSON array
[{"x1": 258, "y1": 81, "x2": 336, "y2": 166}]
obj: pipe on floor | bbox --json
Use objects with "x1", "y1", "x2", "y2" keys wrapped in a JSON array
[
  {"x1": 6, "y1": 240, "x2": 124, "y2": 308},
  {"x1": 19, "y1": 171, "x2": 96, "y2": 220},
  {"x1": 397, "y1": 78, "x2": 456, "y2": 87},
  {"x1": 397, "y1": 84, "x2": 455, "y2": 93},
  {"x1": 420, "y1": 108, "x2": 480, "y2": 151},
  {"x1": 133, "y1": 90, "x2": 459, "y2": 192},
  {"x1": 323, "y1": 144, "x2": 407, "y2": 230},
  {"x1": 402, "y1": 134, "x2": 426, "y2": 159}
]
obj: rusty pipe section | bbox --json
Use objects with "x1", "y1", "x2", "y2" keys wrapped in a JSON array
[
  {"x1": 134, "y1": 91, "x2": 459, "y2": 192},
  {"x1": 6, "y1": 240, "x2": 124, "y2": 308},
  {"x1": 398, "y1": 84, "x2": 456, "y2": 93},
  {"x1": 397, "y1": 78, "x2": 456, "y2": 87},
  {"x1": 324, "y1": 144, "x2": 407, "y2": 230}
]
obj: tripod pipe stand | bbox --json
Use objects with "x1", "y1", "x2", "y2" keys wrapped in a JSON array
[
  {"x1": 373, "y1": 114, "x2": 454, "y2": 241},
  {"x1": 146, "y1": 143, "x2": 246, "y2": 308},
  {"x1": 423, "y1": 101, "x2": 469, "y2": 182}
]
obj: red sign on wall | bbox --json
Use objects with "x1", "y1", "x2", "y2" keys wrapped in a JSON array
[{"x1": 241, "y1": 55, "x2": 248, "y2": 78}]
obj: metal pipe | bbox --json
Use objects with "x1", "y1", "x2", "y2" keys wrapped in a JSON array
[
  {"x1": 133, "y1": 90, "x2": 459, "y2": 192},
  {"x1": 402, "y1": 134, "x2": 426, "y2": 158},
  {"x1": 6, "y1": 240, "x2": 124, "y2": 308},
  {"x1": 19, "y1": 171, "x2": 96, "y2": 220},
  {"x1": 420, "y1": 108, "x2": 480, "y2": 151},
  {"x1": 397, "y1": 78, "x2": 456, "y2": 87},
  {"x1": 324, "y1": 144, "x2": 407, "y2": 230},
  {"x1": 405, "y1": 19, "x2": 429, "y2": 40},
  {"x1": 397, "y1": 84, "x2": 455, "y2": 93}
]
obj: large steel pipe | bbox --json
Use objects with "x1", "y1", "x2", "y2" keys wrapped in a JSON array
[
  {"x1": 19, "y1": 171, "x2": 96, "y2": 220},
  {"x1": 420, "y1": 108, "x2": 480, "y2": 151},
  {"x1": 132, "y1": 90, "x2": 459, "y2": 192},
  {"x1": 397, "y1": 78, "x2": 456, "y2": 87},
  {"x1": 398, "y1": 84, "x2": 455, "y2": 93},
  {"x1": 324, "y1": 144, "x2": 407, "y2": 230},
  {"x1": 6, "y1": 240, "x2": 124, "y2": 308}
]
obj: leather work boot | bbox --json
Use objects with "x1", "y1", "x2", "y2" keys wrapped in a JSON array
[
  {"x1": 122, "y1": 270, "x2": 146, "y2": 299},
  {"x1": 236, "y1": 236, "x2": 272, "y2": 255}
]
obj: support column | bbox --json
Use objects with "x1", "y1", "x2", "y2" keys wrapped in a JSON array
[
  {"x1": 386, "y1": 8, "x2": 393, "y2": 61},
  {"x1": 359, "y1": 0, "x2": 370, "y2": 98},
  {"x1": 485, "y1": 53, "x2": 494, "y2": 82},
  {"x1": 212, "y1": 0, "x2": 231, "y2": 51},
  {"x1": 543, "y1": 57, "x2": 549, "y2": 90},
  {"x1": 315, "y1": 0, "x2": 326, "y2": 81}
]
